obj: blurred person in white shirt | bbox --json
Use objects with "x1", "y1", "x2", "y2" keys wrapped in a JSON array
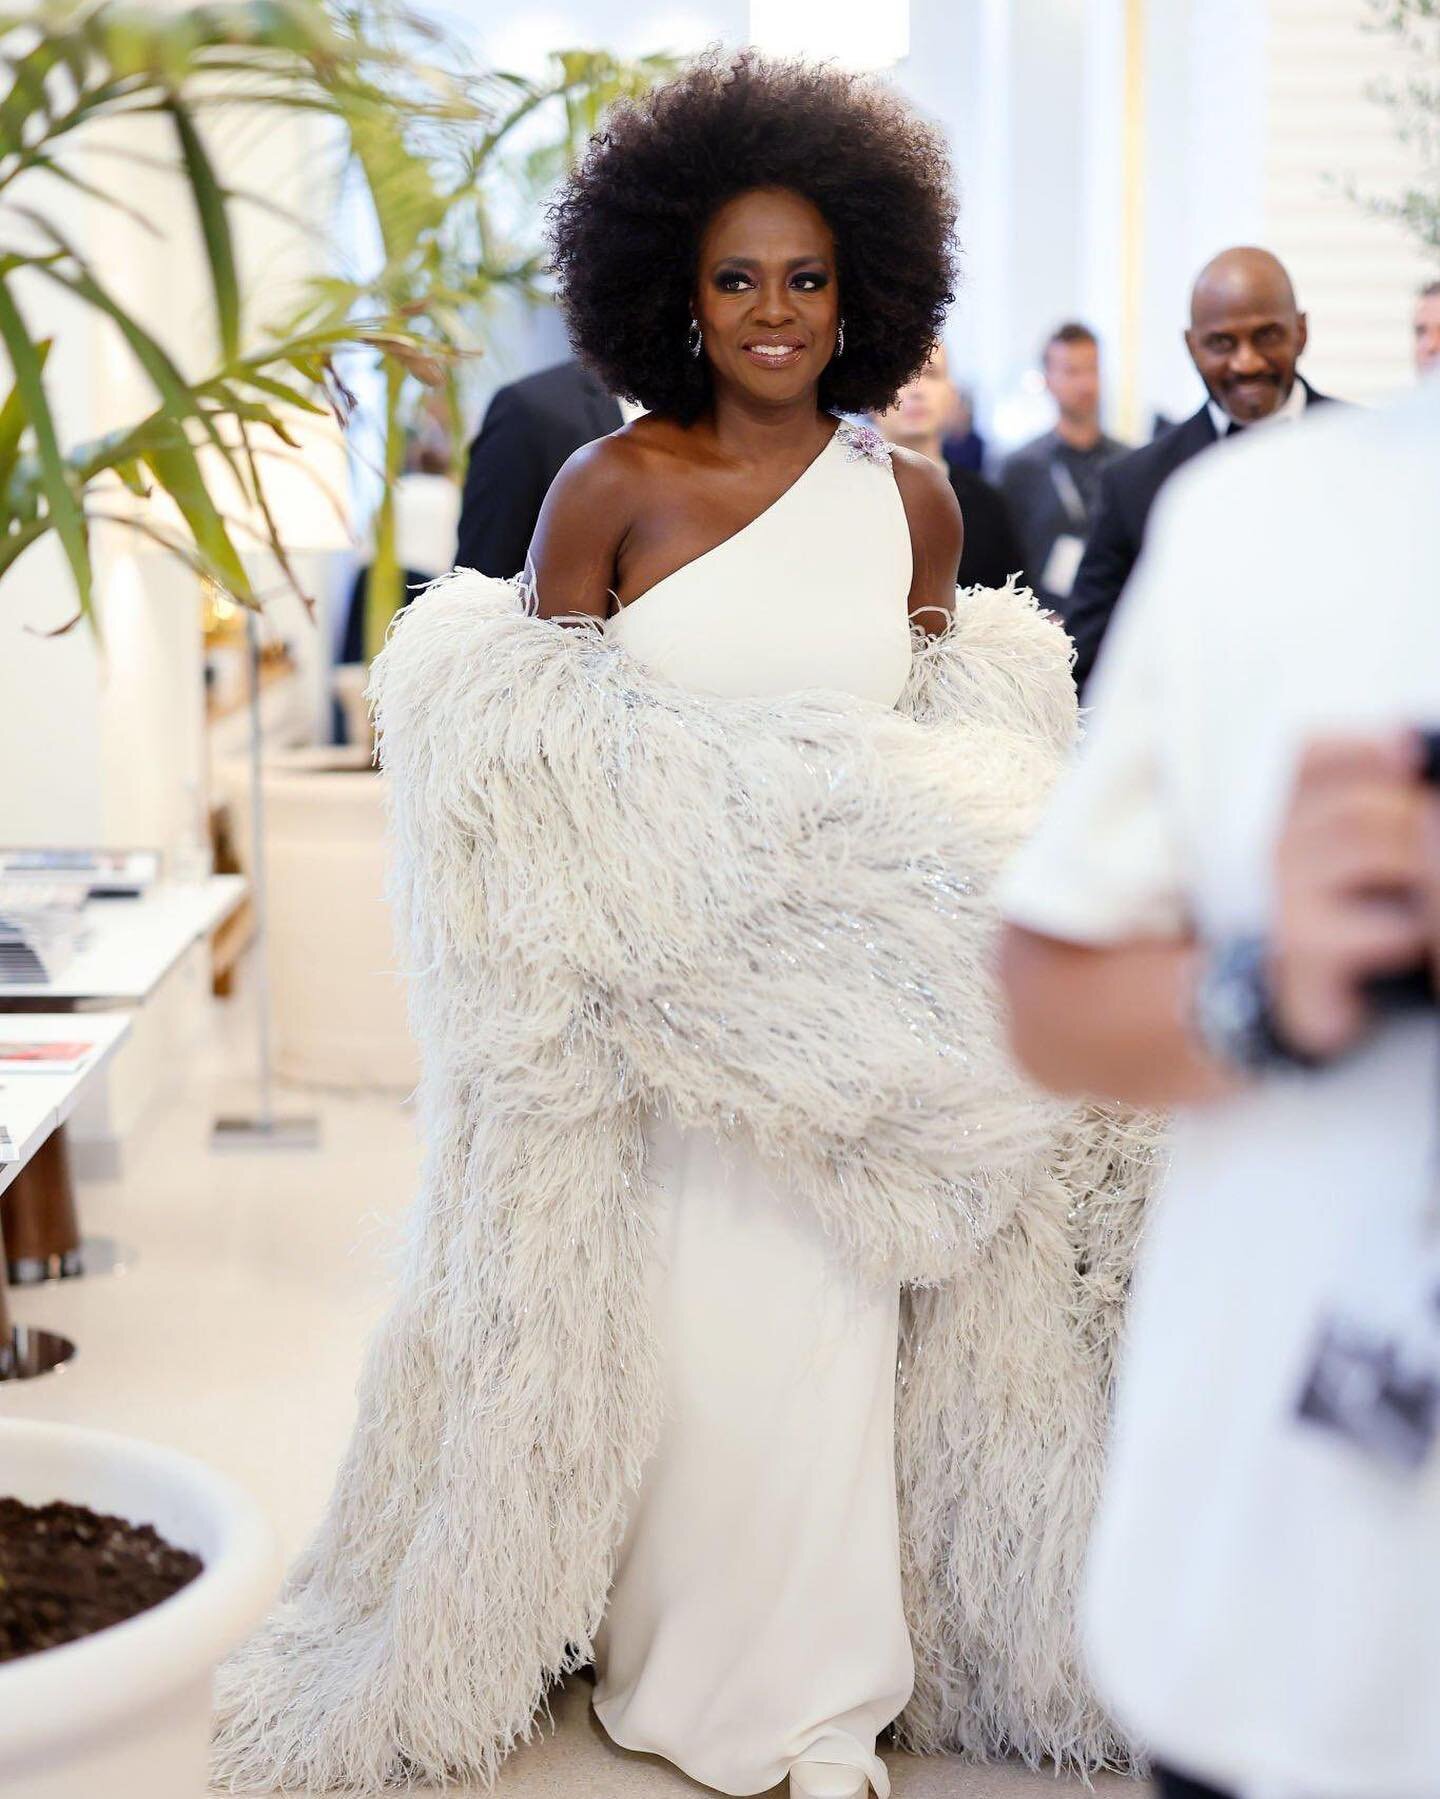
[
  {"x1": 392, "y1": 428, "x2": 461, "y2": 580},
  {"x1": 997, "y1": 380, "x2": 1440, "y2": 1799},
  {"x1": 340, "y1": 428, "x2": 461, "y2": 668}
]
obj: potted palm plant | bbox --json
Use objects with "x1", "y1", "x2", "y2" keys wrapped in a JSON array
[{"x1": 0, "y1": 0, "x2": 445, "y2": 628}]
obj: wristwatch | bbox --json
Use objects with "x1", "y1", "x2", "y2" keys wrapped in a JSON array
[{"x1": 1191, "y1": 933, "x2": 1327, "y2": 1075}]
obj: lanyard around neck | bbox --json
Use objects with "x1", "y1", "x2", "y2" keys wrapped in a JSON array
[{"x1": 1048, "y1": 453, "x2": 1089, "y2": 529}]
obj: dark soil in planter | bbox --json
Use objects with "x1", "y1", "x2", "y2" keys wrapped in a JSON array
[{"x1": 0, "y1": 1496, "x2": 203, "y2": 1662}]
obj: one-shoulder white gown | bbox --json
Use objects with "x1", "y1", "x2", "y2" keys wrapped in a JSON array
[{"x1": 592, "y1": 420, "x2": 917, "y2": 1798}]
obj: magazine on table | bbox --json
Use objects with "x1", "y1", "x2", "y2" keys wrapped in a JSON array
[
  {"x1": 0, "y1": 1039, "x2": 96, "y2": 1075},
  {"x1": 0, "y1": 848, "x2": 159, "y2": 896}
]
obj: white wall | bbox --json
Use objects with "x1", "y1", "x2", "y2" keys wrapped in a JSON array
[
  {"x1": 1124, "y1": 0, "x2": 1435, "y2": 428},
  {"x1": 476, "y1": 0, "x2": 743, "y2": 70},
  {"x1": 1262, "y1": 0, "x2": 1436, "y2": 403}
]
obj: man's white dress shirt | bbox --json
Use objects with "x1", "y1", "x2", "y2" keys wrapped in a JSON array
[
  {"x1": 1207, "y1": 373, "x2": 1310, "y2": 442},
  {"x1": 1002, "y1": 380, "x2": 1440, "y2": 1798}
]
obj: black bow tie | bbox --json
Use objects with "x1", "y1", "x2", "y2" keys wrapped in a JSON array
[{"x1": 1225, "y1": 421, "x2": 1246, "y2": 437}]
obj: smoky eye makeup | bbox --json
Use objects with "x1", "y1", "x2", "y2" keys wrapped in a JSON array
[{"x1": 709, "y1": 264, "x2": 832, "y2": 292}]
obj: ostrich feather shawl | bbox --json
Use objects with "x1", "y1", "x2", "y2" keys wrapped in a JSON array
[{"x1": 210, "y1": 572, "x2": 1158, "y2": 1790}]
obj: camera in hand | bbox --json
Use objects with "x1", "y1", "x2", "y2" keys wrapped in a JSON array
[{"x1": 1366, "y1": 726, "x2": 1440, "y2": 1016}]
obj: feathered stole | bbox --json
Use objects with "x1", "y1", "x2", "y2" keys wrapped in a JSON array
[{"x1": 210, "y1": 572, "x2": 1160, "y2": 1791}]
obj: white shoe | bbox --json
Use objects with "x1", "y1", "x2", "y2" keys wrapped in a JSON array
[{"x1": 789, "y1": 1763, "x2": 869, "y2": 1799}]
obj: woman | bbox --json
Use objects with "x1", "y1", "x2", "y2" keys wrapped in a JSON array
[
  {"x1": 531, "y1": 56, "x2": 960, "y2": 1799},
  {"x1": 212, "y1": 54, "x2": 1155, "y2": 1799}
]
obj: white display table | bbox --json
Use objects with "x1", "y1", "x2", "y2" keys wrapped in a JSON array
[
  {"x1": 0, "y1": 1081, "x2": 56, "y2": 1200},
  {"x1": 0, "y1": 1015, "x2": 134, "y2": 1198},
  {"x1": 0, "y1": 876, "x2": 246, "y2": 1005},
  {"x1": 0, "y1": 876, "x2": 247, "y2": 1183},
  {"x1": 0, "y1": 1016, "x2": 137, "y2": 1375}
]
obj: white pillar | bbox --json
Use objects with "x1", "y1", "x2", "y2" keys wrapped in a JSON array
[{"x1": 898, "y1": 0, "x2": 1091, "y2": 450}]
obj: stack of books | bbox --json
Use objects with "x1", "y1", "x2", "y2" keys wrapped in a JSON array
[{"x1": 0, "y1": 882, "x2": 89, "y2": 984}]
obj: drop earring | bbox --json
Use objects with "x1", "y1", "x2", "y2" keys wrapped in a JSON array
[
  {"x1": 835, "y1": 317, "x2": 846, "y2": 357},
  {"x1": 688, "y1": 317, "x2": 703, "y2": 358}
]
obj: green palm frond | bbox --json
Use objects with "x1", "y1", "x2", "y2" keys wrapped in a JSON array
[
  {"x1": 284, "y1": 12, "x2": 677, "y2": 650},
  {"x1": 0, "y1": 272, "x2": 90, "y2": 611},
  {"x1": 0, "y1": 0, "x2": 675, "y2": 635}
]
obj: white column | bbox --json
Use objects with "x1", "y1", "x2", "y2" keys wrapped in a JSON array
[
  {"x1": 1077, "y1": 0, "x2": 1128, "y2": 419},
  {"x1": 899, "y1": 0, "x2": 1091, "y2": 450}
]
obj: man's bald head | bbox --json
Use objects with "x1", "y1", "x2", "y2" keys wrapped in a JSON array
[
  {"x1": 1185, "y1": 246, "x2": 1308, "y2": 425},
  {"x1": 1189, "y1": 248, "x2": 1298, "y2": 329}
]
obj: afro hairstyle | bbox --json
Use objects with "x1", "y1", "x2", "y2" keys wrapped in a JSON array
[{"x1": 548, "y1": 51, "x2": 959, "y2": 423}]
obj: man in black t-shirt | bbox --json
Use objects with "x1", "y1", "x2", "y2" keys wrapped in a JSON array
[{"x1": 999, "y1": 322, "x2": 1127, "y2": 620}]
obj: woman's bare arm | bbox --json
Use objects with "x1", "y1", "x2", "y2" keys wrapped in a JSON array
[
  {"x1": 524, "y1": 436, "x2": 634, "y2": 622},
  {"x1": 891, "y1": 447, "x2": 962, "y2": 637}
]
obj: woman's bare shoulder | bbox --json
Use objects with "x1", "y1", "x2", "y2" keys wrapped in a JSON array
[
  {"x1": 890, "y1": 445, "x2": 963, "y2": 543},
  {"x1": 542, "y1": 416, "x2": 687, "y2": 519},
  {"x1": 550, "y1": 425, "x2": 641, "y2": 502},
  {"x1": 529, "y1": 418, "x2": 688, "y2": 620}
]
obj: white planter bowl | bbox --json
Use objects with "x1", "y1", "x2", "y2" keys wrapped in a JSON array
[{"x1": 0, "y1": 1419, "x2": 279, "y2": 1799}]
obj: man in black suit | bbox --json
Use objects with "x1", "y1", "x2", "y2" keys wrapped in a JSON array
[
  {"x1": 456, "y1": 359, "x2": 624, "y2": 578},
  {"x1": 1068, "y1": 247, "x2": 1340, "y2": 697}
]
